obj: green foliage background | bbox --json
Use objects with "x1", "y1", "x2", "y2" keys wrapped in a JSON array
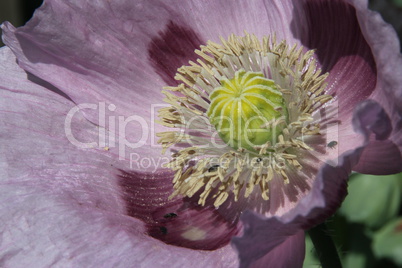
[{"x1": 304, "y1": 173, "x2": 402, "y2": 268}]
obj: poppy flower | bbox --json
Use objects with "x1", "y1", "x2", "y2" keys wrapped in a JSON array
[{"x1": 0, "y1": 0, "x2": 401, "y2": 267}]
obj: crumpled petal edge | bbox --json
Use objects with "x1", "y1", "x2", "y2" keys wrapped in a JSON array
[{"x1": 232, "y1": 145, "x2": 362, "y2": 268}]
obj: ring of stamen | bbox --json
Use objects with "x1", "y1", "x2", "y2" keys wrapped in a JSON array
[{"x1": 157, "y1": 33, "x2": 332, "y2": 207}]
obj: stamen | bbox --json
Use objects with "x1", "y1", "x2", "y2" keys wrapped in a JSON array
[{"x1": 157, "y1": 33, "x2": 333, "y2": 207}]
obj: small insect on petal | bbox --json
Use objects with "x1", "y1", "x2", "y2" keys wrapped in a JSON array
[
  {"x1": 163, "y1": 213, "x2": 178, "y2": 219},
  {"x1": 160, "y1": 226, "x2": 168, "y2": 235},
  {"x1": 327, "y1": 141, "x2": 338, "y2": 149},
  {"x1": 208, "y1": 165, "x2": 220, "y2": 172}
]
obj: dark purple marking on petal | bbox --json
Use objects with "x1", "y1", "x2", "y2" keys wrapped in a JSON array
[
  {"x1": 148, "y1": 21, "x2": 204, "y2": 86},
  {"x1": 352, "y1": 100, "x2": 392, "y2": 141},
  {"x1": 291, "y1": 0, "x2": 377, "y2": 113},
  {"x1": 292, "y1": 0, "x2": 376, "y2": 73},
  {"x1": 118, "y1": 169, "x2": 173, "y2": 222},
  {"x1": 148, "y1": 200, "x2": 241, "y2": 250},
  {"x1": 353, "y1": 140, "x2": 402, "y2": 175},
  {"x1": 118, "y1": 169, "x2": 240, "y2": 250}
]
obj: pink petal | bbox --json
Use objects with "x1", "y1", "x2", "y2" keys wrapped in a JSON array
[
  {"x1": 1, "y1": 0, "x2": 307, "y2": 163},
  {"x1": 293, "y1": 0, "x2": 402, "y2": 167},
  {"x1": 0, "y1": 184, "x2": 238, "y2": 268},
  {"x1": 351, "y1": 99, "x2": 402, "y2": 174},
  {"x1": 292, "y1": 0, "x2": 377, "y2": 158},
  {"x1": 295, "y1": 0, "x2": 376, "y2": 116},
  {"x1": 164, "y1": 0, "x2": 304, "y2": 43},
  {"x1": 2, "y1": 1, "x2": 186, "y2": 162},
  {"x1": 353, "y1": 140, "x2": 402, "y2": 175},
  {"x1": 352, "y1": 100, "x2": 392, "y2": 140},
  {"x1": 249, "y1": 232, "x2": 305, "y2": 268},
  {"x1": 0, "y1": 47, "x2": 239, "y2": 267},
  {"x1": 1, "y1": 0, "x2": 303, "y2": 119},
  {"x1": 348, "y1": 0, "x2": 402, "y2": 159}
]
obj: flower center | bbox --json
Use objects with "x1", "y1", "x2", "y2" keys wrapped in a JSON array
[
  {"x1": 157, "y1": 33, "x2": 333, "y2": 208},
  {"x1": 207, "y1": 70, "x2": 286, "y2": 152}
]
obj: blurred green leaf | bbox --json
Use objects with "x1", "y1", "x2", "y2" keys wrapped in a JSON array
[
  {"x1": 372, "y1": 218, "x2": 402, "y2": 265},
  {"x1": 392, "y1": 0, "x2": 402, "y2": 8},
  {"x1": 303, "y1": 234, "x2": 321, "y2": 268},
  {"x1": 339, "y1": 173, "x2": 402, "y2": 229},
  {"x1": 342, "y1": 225, "x2": 376, "y2": 268}
]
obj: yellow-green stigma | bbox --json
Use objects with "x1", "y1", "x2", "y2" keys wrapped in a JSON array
[{"x1": 207, "y1": 70, "x2": 286, "y2": 152}]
